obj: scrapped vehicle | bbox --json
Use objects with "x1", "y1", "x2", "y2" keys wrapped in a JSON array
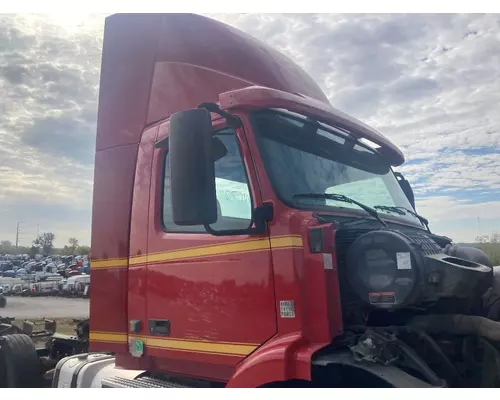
[
  {"x1": 26, "y1": 275, "x2": 63, "y2": 296},
  {"x1": 82, "y1": 284, "x2": 90, "y2": 298},
  {"x1": 29, "y1": 281, "x2": 59, "y2": 297},
  {"x1": 1, "y1": 13, "x2": 500, "y2": 389},
  {"x1": 62, "y1": 275, "x2": 89, "y2": 297},
  {"x1": 11, "y1": 284, "x2": 23, "y2": 296},
  {"x1": 60, "y1": 256, "x2": 73, "y2": 266},
  {"x1": 73, "y1": 275, "x2": 90, "y2": 297},
  {"x1": 45, "y1": 263, "x2": 57, "y2": 274},
  {"x1": 55, "y1": 279, "x2": 67, "y2": 296},
  {"x1": 2, "y1": 285, "x2": 11, "y2": 296},
  {"x1": 15, "y1": 268, "x2": 28, "y2": 279}
]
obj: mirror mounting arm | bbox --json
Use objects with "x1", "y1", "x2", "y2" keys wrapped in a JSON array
[
  {"x1": 204, "y1": 202, "x2": 274, "y2": 237},
  {"x1": 394, "y1": 171, "x2": 416, "y2": 211},
  {"x1": 197, "y1": 102, "x2": 242, "y2": 129}
]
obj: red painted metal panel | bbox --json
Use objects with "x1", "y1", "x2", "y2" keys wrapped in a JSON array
[
  {"x1": 96, "y1": 14, "x2": 160, "y2": 150},
  {"x1": 147, "y1": 62, "x2": 252, "y2": 126},
  {"x1": 153, "y1": 14, "x2": 328, "y2": 105},
  {"x1": 143, "y1": 121, "x2": 277, "y2": 380},
  {"x1": 91, "y1": 145, "x2": 139, "y2": 261},
  {"x1": 97, "y1": 12, "x2": 330, "y2": 151},
  {"x1": 227, "y1": 333, "x2": 325, "y2": 387},
  {"x1": 90, "y1": 340, "x2": 127, "y2": 354},
  {"x1": 90, "y1": 144, "x2": 139, "y2": 339},
  {"x1": 126, "y1": 125, "x2": 158, "y2": 350},
  {"x1": 223, "y1": 114, "x2": 340, "y2": 387}
]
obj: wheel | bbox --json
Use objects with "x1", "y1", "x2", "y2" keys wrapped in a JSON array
[
  {"x1": 0, "y1": 334, "x2": 42, "y2": 387},
  {"x1": 0, "y1": 296, "x2": 6, "y2": 308}
]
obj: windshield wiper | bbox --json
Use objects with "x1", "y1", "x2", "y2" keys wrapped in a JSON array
[
  {"x1": 293, "y1": 193, "x2": 388, "y2": 228},
  {"x1": 373, "y1": 205, "x2": 406, "y2": 216},
  {"x1": 374, "y1": 205, "x2": 429, "y2": 228}
]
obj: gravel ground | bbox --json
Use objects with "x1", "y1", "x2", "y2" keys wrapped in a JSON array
[{"x1": 0, "y1": 296, "x2": 89, "y2": 319}]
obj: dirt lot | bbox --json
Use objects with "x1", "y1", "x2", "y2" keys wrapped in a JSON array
[
  {"x1": 0, "y1": 297, "x2": 88, "y2": 347},
  {"x1": 12, "y1": 317, "x2": 80, "y2": 336},
  {"x1": 1, "y1": 296, "x2": 89, "y2": 319}
]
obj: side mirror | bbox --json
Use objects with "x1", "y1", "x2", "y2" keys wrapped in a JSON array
[
  {"x1": 394, "y1": 172, "x2": 416, "y2": 211},
  {"x1": 168, "y1": 108, "x2": 218, "y2": 226}
]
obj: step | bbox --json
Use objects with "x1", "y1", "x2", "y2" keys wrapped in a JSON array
[{"x1": 101, "y1": 376, "x2": 191, "y2": 388}]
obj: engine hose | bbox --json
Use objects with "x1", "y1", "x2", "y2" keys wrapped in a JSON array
[
  {"x1": 416, "y1": 330, "x2": 462, "y2": 383},
  {"x1": 410, "y1": 314, "x2": 500, "y2": 342},
  {"x1": 479, "y1": 337, "x2": 500, "y2": 386},
  {"x1": 396, "y1": 339, "x2": 446, "y2": 387}
]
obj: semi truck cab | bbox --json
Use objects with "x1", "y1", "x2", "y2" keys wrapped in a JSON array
[
  {"x1": 1, "y1": 13, "x2": 499, "y2": 389},
  {"x1": 83, "y1": 12, "x2": 429, "y2": 386}
]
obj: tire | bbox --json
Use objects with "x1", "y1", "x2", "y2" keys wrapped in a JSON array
[
  {"x1": 0, "y1": 334, "x2": 42, "y2": 387},
  {"x1": 0, "y1": 296, "x2": 6, "y2": 308}
]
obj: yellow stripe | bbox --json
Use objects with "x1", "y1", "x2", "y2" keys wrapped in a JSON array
[
  {"x1": 90, "y1": 332, "x2": 258, "y2": 355},
  {"x1": 91, "y1": 235, "x2": 303, "y2": 270},
  {"x1": 131, "y1": 336, "x2": 257, "y2": 356},
  {"x1": 145, "y1": 236, "x2": 274, "y2": 257},
  {"x1": 144, "y1": 346, "x2": 243, "y2": 357},
  {"x1": 140, "y1": 238, "x2": 270, "y2": 265},
  {"x1": 91, "y1": 259, "x2": 129, "y2": 269},
  {"x1": 271, "y1": 236, "x2": 303, "y2": 248},
  {"x1": 90, "y1": 332, "x2": 128, "y2": 343}
]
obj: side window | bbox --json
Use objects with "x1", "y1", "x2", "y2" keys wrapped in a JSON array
[{"x1": 162, "y1": 128, "x2": 253, "y2": 233}]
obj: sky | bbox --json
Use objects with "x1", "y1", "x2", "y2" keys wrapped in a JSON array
[{"x1": 0, "y1": 13, "x2": 499, "y2": 247}]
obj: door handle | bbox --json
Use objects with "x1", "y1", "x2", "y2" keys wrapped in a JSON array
[{"x1": 148, "y1": 319, "x2": 170, "y2": 336}]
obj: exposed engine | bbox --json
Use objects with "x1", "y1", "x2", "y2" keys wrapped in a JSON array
[{"x1": 331, "y1": 225, "x2": 500, "y2": 387}]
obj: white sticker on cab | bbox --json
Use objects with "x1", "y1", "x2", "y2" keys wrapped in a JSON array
[
  {"x1": 280, "y1": 300, "x2": 296, "y2": 318},
  {"x1": 323, "y1": 253, "x2": 333, "y2": 270},
  {"x1": 396, "y1": 252, "x2": 412, "y2": 270}
]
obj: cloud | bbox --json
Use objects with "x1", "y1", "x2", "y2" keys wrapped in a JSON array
[
  {"x1": 212, "y1": 12, "x2": 500, "y2": 241},
  {"x1": 0, "y1": 13, "x2": 499, "y2": 247},
  {"x1": 0, "y1": 14, "x2": 100, "y2": 247}
]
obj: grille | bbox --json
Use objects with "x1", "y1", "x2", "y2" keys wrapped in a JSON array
[
  {"x1": 335, "y1": 227, "x2": 442, "y2": 259},
  {"x1": 405, "y1": 231, "x2": 442, "y2": 255}
]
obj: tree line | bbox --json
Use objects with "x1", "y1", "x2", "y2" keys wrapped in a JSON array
[
  {"x1": 474, "y1": 232, "x2": 500, "y2": 266},
  {"x1": 0, "y1": 233, "x2": 90, "y2": 257}
]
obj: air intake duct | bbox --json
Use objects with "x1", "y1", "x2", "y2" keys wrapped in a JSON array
[{"x1": 346, "y1": 230, "x2": 492, "y2": 310}]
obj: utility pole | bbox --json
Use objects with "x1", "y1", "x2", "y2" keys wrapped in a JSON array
[
  {"x1": 15, "y1": 222, "x2": 22, "y2": 248},
  {"x1": 477, "y1": 210, "x2": 481, "y2": 239}
]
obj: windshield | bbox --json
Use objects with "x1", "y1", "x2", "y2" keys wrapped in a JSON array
[{"x1": 251, "y1": 110, "x2": 424, "y2": 228}]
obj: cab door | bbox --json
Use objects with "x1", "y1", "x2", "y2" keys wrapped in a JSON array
[{"x1": 143, "y1": 121, "x2": 276, "y2": 380}]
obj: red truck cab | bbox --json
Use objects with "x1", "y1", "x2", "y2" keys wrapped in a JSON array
[
  {"x1": 87, "y1": 13, "x2": 422, "y2": 387},
  {"x1": 76, "y1": 13, "x2": 496, "y2": 389},
  {"x1": 1, "y1": 13, "x2": 498, "y2": 390}
]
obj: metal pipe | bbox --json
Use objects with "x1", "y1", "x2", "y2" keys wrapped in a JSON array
[{"x1": 411, "y1": 314, "x2": 500, "y2": 342}]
